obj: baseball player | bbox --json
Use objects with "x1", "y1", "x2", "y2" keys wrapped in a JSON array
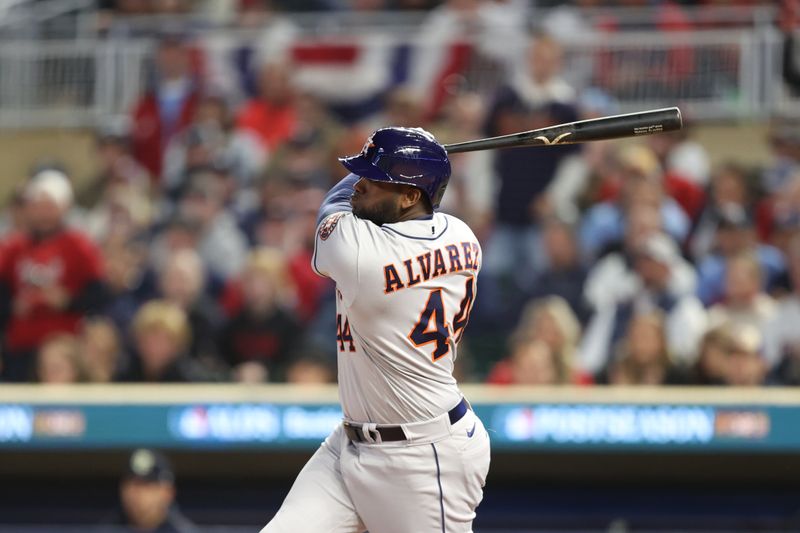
[{"x1": 262, "y1": 127, "x2": 490, "y2": 533}]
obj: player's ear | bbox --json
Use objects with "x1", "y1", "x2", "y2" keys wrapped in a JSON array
[{"x1": 400, "y1": 186, "x2": 422, "y2": 210}]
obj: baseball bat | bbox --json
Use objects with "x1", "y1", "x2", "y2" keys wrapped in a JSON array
[{"x1": 443, "y1": 107, "x2": 682, "y2": 154}]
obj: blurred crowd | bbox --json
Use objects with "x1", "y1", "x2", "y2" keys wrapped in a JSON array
[
  {"x1": 1, "y1": 0, "x2": 800, "y2": 388},
  {"x1": 94, "y1": 0, "x2": 772, "y2": 17}
]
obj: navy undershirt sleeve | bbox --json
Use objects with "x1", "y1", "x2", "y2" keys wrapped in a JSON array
[{"x1": 317, "y1": 173, "x2": 360, "y2": 225}]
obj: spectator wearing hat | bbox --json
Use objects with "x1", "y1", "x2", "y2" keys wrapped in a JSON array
[
  {"x1": 580, "y1": 231, "x2": 706, "y2": 374},
  {"x1": 696, "y1": 203, "x2": 786, "y2": 306},
  {"x1": 0, "y1": 170, "x2": 107, "y2": 381},
  {"x1": 131, "y1": 33, "x2": 201, "y2": 181},
  {"x1": 105, "y1": 448, "x2": 198, "y2": 533}
]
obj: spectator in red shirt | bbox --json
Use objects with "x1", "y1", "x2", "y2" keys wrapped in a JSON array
[
  {"x1": 235, "y1": 59, "x2": 298, "y2": 153},
  {"x1": 0, "y1": 170, "x2": 107, "y2": 382},
  {"x1": 130, "y1": 33, "x2": 201, "y2": 182}
]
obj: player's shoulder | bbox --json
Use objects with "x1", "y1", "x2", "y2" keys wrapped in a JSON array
[{"x1": 440, "y1": 213, "x2": 479, "y2": 241}]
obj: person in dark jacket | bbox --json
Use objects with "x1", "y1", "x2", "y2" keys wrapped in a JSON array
[{"x1": 103, "y1": 448, "x2": 198, "y2": 533}]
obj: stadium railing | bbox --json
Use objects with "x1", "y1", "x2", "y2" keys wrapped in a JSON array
[{"x1": 0, "y1": 26, "x2": 794, "y2": 129}]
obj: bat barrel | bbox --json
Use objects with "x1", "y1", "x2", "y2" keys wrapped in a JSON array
[
  {"x1": 570, "y1": 107, "x2": 682, "y2": 142},
  {"x1": 443, "y1": 107, "x2": 682, "y2": 154}
]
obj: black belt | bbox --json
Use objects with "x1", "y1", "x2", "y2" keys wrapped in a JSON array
[{"x1": 343, "y1": 397, "x2": 470, "y2": 443}]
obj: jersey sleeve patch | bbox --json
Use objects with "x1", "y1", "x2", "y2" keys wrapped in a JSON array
[{"x1": 318, "y1": 212, "x2": 347, "y2": 241}]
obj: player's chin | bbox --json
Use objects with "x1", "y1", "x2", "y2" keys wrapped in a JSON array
[
  {"x1": 350, "y1": 200, "x2": 364, "y2": 218},
  {"x1": 352, "y1": 205, "x2": 383, "y2": 226}
]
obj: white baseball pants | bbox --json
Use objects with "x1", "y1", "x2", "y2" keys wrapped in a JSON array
[{"x1": 261, "y1": 408, "x2": 490, "y2": 533}]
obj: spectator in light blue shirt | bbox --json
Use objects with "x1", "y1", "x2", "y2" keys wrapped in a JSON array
[{"x1": 696, "y1": 204, "x2": 786, "y2": 307}]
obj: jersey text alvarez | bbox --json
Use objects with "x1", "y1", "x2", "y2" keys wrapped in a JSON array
[{"x1": 383, "y1": 241, "x2": 480, "y2": 294}]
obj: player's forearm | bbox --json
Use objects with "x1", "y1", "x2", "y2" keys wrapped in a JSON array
[{"x1": 317, "y1": 173, "x2": 359, "y2": 225}]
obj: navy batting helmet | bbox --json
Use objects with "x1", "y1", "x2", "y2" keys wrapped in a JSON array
[{"x1": 339, "y1": 127, "x2": 451, "y2": 209}]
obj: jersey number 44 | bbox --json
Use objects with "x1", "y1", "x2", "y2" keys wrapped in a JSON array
[{"x1": 337, "y1": 276, "x2": 476, "y2": 362}]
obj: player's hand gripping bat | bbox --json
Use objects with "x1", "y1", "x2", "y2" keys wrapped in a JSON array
[{"x1": 443, "y1": 107, "x2": 682, "y2": 154}]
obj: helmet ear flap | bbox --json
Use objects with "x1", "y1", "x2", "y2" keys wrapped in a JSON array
[{"x1": 431, "y1": 182, "x2": 448, "y2": 210}]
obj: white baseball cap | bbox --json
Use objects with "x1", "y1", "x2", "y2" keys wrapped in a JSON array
[
  {"x1": 26, "y1": 169, "x2": 74, "y2": 209},
  {"x1": 637, "y1": 233, "x2": 679, "y2": 265}
]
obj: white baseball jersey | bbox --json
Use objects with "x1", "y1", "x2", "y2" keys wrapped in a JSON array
[{"x1": 313, "y1": 210, "x2": 480, "y2": 425}]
